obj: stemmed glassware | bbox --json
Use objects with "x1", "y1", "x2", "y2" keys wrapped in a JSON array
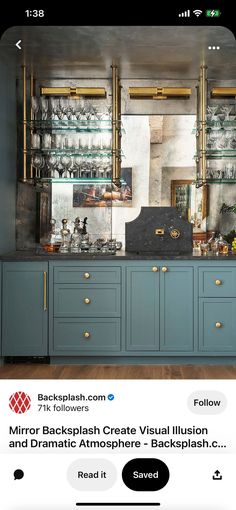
[
  {"x1": 207, "y1": 106, "x2": 218, "y2": 121},
  {"x1": 32, "y1": 153, "x2": 44, "y2": 178},
  {"x1": 31, "y1": 97, "x2": 39, "y2": 120},
  {"x1": 221, "y1": 105, "x2": 233, "y2": 121},
  {"x1": 46, "y1": 155, "x2": 58, "y2": 178},
  {"x1": 50, "y1": 98, "x2": 59, "y2": 120},
  {"x1": 30, "y1": 93, "x2": 114, "y2": 181},
  {"x1": 40, "y1": 97, "x2": 49, "y2": 120},
  {"x1": 60, "y1": 155, "x2": 72, "y2": 178}
]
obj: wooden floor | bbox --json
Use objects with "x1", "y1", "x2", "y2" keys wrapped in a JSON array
[{"x1": 0, "y1": 364, "x2": 236, "y2": 379}]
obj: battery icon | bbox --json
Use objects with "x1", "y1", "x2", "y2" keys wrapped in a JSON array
[{"x1": 205, "y1": 9, "x2": 221, "y2": 17}]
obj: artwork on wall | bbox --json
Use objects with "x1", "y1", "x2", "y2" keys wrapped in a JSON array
[{"x1": 73, "y1": 167, "x2": 132, "y2": 207}]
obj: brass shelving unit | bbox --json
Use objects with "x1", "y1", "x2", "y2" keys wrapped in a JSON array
[
  {"x1": 21, "y1": 64, "x2": 122, "y2": 184},
  {"x1": 196, "y1": 67, "x2": 236, "y2": 185}
]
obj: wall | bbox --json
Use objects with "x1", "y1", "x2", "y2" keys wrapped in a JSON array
[{"x1": 0, "y1": 61, "x2": 16, "y2": 253}]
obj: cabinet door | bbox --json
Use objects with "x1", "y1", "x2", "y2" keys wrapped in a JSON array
[
  {"x1": 160, "y1": 265, "x2": 194, "y2": 351},
  {"x1": 126, "y1": 266, "x2": 159, "y2": 351},
  {"x1": 199, "y1": 298, "x2": 236, "y2": 352},
  {"x1": 2, "y1": 262, "x2": 48, "y2": 356}
]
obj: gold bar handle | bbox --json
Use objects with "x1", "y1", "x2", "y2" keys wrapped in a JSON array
[{"x1": 43, "y1": 271, "x2": 47, "y2": 311}]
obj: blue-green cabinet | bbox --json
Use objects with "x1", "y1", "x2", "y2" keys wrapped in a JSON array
[
  {"x1": 2, "y1": 262, "x2": 48, "y2": 356},
  {"x1": 2, "y1": 258, "x2": 236, "y2": 361},
  {"x1": 126, "y1": 263, "x2": 194, "y2": 352},
  {"x1": 199, "y1": 298, "x2": 236, "y2": 352},
  {"x1": 126, "y1": 266, "x2": 160, "y2": 350},
  {"x1": 160, "y1": 265, "x2": 194, "y2": 351}
]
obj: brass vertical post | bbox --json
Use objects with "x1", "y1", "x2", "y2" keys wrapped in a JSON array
[
  {"x1": 112, "y1": 64, "x2": 117, "y2": 183},
  {"x1": 22, "y1": 65, "x2": 27, "y2": 181},
  {"x1": 30, "y1": 74, "x2": 34, "y2": 179},
  {"x1": 195, "y1": 85, "x2": 200, "y2": 182},
  {"x1": 199, "y1": 65, "x2": 207, "y2": 183},
  {"x1": 112, "y1": 64, "x2": 121, "y2": 185}
]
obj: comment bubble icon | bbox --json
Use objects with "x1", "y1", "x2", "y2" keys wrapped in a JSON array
[{"x1": 14, "y1": 469, "x2": 24, "y2": 480}]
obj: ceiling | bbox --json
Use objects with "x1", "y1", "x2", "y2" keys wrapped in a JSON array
[{"x1": 0, "y1": 25, "x2": 235, "y2": 79}]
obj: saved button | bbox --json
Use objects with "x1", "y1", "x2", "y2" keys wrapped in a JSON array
[{"x1": 122, "y1": 458, "x2": 169, "y2": 491}]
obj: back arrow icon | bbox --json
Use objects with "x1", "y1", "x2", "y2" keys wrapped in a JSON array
[{"x1": 15, "y1": 40, "x2": 22, "y2": 50}]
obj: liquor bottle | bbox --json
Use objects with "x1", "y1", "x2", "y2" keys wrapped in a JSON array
[
  {"x1": 70, "y1": 222, "x2": 82, "y2": 253},
  {"x1": 59, "y1": 218, "x2": 71, "y2": 253}
]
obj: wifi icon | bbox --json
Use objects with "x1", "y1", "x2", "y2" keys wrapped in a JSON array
[{"x1": 193, "y1": 9, "x2": 203, "y2": 17}]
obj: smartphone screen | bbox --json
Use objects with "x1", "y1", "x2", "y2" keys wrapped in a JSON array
[{"x1": 0, "y1": 5, "x2": 235, "y2": 509}]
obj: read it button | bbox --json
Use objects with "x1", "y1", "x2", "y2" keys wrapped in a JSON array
[{"x1": 122, "y1": 458, "x2": 169, "y2": 491}]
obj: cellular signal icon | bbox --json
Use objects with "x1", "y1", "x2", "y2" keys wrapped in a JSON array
[
  {"x1": 193, "y1": 9, "x2": 203, "y2": 17},
  {"x1": 179, "y1": 10, "x2": 190, "y2": 17}
]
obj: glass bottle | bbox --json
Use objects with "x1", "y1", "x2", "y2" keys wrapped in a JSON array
[
  {"x1": 218, "y1": 234, "x2": 229, "y2": 255},
  {"x1": 70, "y1": 223, "x2": 82, "y2": 253},
  {"x1": 80, "y1": 217, "x2": 90, "y2": 251},
  {"x1": 211, "y1": 237, "x2": 219, "y2": 255},
  {"x1": 42, "y1": 218, "x2": 59, "y2": 252},
  {"x1": 59, "y1": 218, "x2": 71, "y2": 253},
  {"x1": 207, "y1": 231, "x2": 216, "y2": 252}
]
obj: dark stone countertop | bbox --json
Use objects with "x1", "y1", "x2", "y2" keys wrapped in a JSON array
[{"x1": 1, "y1": 250, "x2": 236, "y2": 261}]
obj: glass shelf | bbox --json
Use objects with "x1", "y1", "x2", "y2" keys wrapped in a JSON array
[
  {"x1": 35, "y1": 177, "x2": 127, "y2": 184},
  {"x1": 39, "y1": 177, "x2": 112, "y2": 183},
  {"x1": 29, "y1": 119, "x2": 113, "y2": 132},
  {"x1": 206, "y1": 122, "x2": 236, "y2": 131},
  {"x1": 30, "y1": 148, "x2": 114, "y2": 158},
  {"x1": 206, "y1": 150, "x2": 236, "y2": 158},
  {"x1": 206, "y1": 178, "x2": 236, "y2": 184}
]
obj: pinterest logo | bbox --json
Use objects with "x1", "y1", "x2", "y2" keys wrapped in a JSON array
[{"x1": 9, "y1": 391, "x2": 31, "y2": 414}]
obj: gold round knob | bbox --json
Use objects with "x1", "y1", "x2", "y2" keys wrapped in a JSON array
[
  {"x1": 84, "y1": 298, "x2": 91, "y2": 304},
  {"x1": 215, "y1": 279, "x2": 222, "y2": 286},
  {"x1": 215, "y1": 322, "x2": 222, "y2": 329},
  {"x1": 83, "y1": 331, "x2": 91, "y2": 339},
  {"x1": 84, "y1": 272, "x2": 90, "y2": 279},
  {"x1": 152, "y1": 266, "x2": 158, "y2": 272},
  {"x1": 162, "y1": 266, "x2": 168, "y2": 273}
]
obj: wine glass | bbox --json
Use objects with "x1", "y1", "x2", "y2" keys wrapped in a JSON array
[
  {"x1": 207, "y1": 106, "x2": 218, "y2": 121},
  {"x1": 67, "y1": 155, "x2": 75, "y2": 178},
  {"x1": 40, "y1": 97, "x2": 49, "y2": 120},
  {"x1": 31, "y1": 97, "x2": 39, "y2": 120},
  {"x1": 32, "y1": 153, "x2": 44, "y2": 178},
  {"x1": 221, "y1": 105, "x2": 232, "y2": 121},
  {"x1": 60, "y1": 155, "x2": 72, "y2": 178},
  {"x1": 50, "y1": 98, "x2": 59, "y2": 120},
  {"x1": 46, "y1": 155, "x2": 58, "y2": 178}
]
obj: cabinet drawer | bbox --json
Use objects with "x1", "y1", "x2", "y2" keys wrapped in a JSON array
[
  {"x1": 54, "y1": 284, "x2": 120, "y2": 317},
  {"x1": 199, "y1": 267, "x2": 236, "y2": 297},
  {"x1": 199, "y1": 298, "x2": 236, "y2": 352},
  {"x1": 52, "y1": 318, "x2": 120, "y2": 353},
  {"x1": 54, "y1": 266, "x2": 121, "y2": 284}
]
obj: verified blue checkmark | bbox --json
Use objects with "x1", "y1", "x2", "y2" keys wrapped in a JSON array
[{"x1": 107, "y1": 394, "x2": 115, "y2": 401}]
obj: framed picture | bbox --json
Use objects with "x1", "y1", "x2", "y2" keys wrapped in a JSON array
[{"x1": 73, "y1": 167, "x2": 132, "y2": 207}]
